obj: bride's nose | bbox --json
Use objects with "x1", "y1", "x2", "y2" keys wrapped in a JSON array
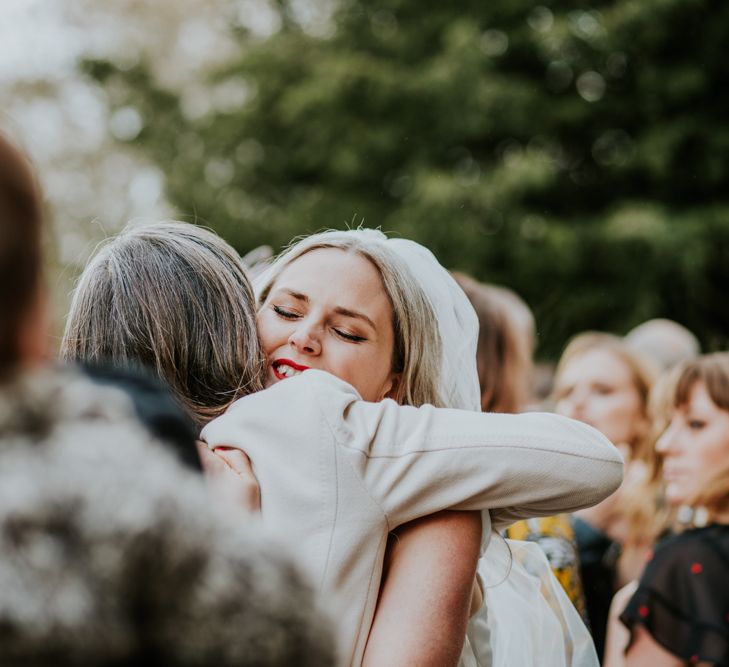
[{"x1": 288, "y1": 322, "x2": 322, "y2": 355}]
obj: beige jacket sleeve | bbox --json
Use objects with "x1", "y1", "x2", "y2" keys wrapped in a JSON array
[{"x1": 319, "y1": 373, "x2": 624, "y2": 531}]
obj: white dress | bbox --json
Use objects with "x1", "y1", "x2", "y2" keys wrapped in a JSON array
[
  {"x1": 203, "y1": 370, "x2": 622, "y2": 666},
  {"x1": 461, "y1": 536, "x2": 600, "y2": 666}
]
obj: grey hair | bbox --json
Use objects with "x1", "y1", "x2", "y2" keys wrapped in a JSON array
[
  {"x1": 61, "y1": 221, "x2": 266, "y2": 428},
  {"x1": 257, "y1": 229, "x2": 444, "y2": 407}
]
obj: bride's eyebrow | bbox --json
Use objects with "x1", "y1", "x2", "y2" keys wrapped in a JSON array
[{"x1": 333, "y1": 306, "x2": 376, "y2": 330}]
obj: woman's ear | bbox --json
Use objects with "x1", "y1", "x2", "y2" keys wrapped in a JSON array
[{"x1": 382, "y1": 373, "x2": 401, "y2": 402}]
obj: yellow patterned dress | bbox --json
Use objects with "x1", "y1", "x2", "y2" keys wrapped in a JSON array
[{"x1": 506, "y1": 514, "x2": 588, "y2": 623}]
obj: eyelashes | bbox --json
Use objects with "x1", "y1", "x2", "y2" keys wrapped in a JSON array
[
  {"x1": 271, "y1": 304, "x2": 368, "y2": 343},
  {"x1": 272, "y1": 305, "x2": 298, "y2": 319},
  {"x1": 334, "y1": 329, "x2": 367, "y2": 343}
]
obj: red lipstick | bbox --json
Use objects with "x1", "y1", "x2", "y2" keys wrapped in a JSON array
[{"x1": 272, "y1": 358, "x2": 311, "y2": 380}]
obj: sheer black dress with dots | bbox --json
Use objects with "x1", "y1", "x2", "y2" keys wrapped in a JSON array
[{"x1": 620, "y1": 524, "x2": 729, "y2": 666}]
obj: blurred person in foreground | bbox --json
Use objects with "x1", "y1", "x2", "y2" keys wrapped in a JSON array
[
  {"x1": 0, "y1": 132, "x2": 335, "y2": 666},
  {"x1": 553, "y1": 332, "x2": 659, "y2": 659},
  {"x1": 0, "y1": 384, "x2": 335, "y2": 667},
  {"x1": 603, "y1": 353, "x2": 729, "y2": 667}
]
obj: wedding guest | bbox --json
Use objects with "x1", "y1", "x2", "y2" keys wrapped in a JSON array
[{"x1": 604, "y1": 353, "x2": 729, "y2": 667}]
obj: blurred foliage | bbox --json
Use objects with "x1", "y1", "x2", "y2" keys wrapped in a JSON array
[{"x1": 83, "y1": 0, "x2": 729, "y2": 357}]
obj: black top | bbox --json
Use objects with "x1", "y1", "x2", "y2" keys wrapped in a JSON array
[
  {"x1": 620, "y1": 524, "x2": 729, "y2": 666},
  {"x1": 79, "y1": 362, "x2": 201, "y2": 473},
  {"x1": 573, "y1": 515, "x2": 620, "y2": 659}
]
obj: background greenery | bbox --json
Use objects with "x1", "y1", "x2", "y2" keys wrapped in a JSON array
[{"x1": 84, "y1": 0, "x2": 729, "y2": 357}]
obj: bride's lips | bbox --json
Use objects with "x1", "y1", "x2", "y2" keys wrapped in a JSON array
[{"x1": 272, "y1": 358, "x2": 311, "y2": 380}]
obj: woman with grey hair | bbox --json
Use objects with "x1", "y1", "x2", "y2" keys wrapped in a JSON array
[
  {"x1": 62, "y1": 221, "x2": 265, "y2": 429},
  {"x1": 63, "y1": 222, "x2": 622, "y2": 666}
]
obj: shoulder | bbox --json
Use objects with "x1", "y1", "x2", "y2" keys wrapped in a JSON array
[
  {"x1": 0, "y1": 366, "x2": 140, "y2": 439},
  {"x1": 620, "y1": 525, "x2": 729, "y2": 663},
  {"x1": 224, "y1": 370, "x2": 361, "y2": 414},
  {"x1": 203, "y1": 370, "x2": 362, "y2": 446},
  {"x1": 642, "y1": 525, "x2": 729, "y2": 587},
  {"x1": 78, "y1": 362, "x2": 199, "y2": 470}
]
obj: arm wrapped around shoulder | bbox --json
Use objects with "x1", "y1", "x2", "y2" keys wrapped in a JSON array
[{"x1": 335, "y1": 399, "x2": 624, "y2": 531}]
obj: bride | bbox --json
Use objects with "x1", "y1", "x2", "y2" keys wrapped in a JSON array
[{"x1": 251, "y1": 228, "x2": 602, "y2": 666}]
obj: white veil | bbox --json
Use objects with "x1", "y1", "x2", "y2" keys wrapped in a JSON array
[
  {"x1": 385, "y1": 234, "x2": 599, "y2": 667},
  {"x1": 386, "y1": 238, "x2": 481, "y2": 412}
]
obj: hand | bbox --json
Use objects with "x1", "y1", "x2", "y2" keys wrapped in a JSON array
[{"x1": 196, "y1": 441, "x2": 261, "y2": 513}]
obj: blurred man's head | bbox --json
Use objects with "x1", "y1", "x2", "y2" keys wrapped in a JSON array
[
  {"x1": 625, "y1": 318, "x2": 700, "y2": 371},
  {"x1": 0, "y1": 134, "x2": 47, "y2": 377}
]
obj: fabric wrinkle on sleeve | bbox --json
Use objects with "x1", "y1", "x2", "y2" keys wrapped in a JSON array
[{"x1": 323, "y1": 396, "x2": 623, "y2": 531}]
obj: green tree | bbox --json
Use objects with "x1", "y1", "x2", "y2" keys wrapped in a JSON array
[{"x1": 84, "y1": 0, "x2": 729, "y2": 356}]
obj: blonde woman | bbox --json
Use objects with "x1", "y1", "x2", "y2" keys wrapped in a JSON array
[
  {"x1": 237, "y1": 228, "x2": 613, "y2": 665},
  {"x1": 553, "y1": 332, "x2": 658, "y2": 657},
  {"x1": 63, "y1": 224, "x2": 623, "y2": 666}
]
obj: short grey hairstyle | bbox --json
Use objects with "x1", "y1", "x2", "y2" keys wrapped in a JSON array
[
  {"x1": 61, "y1": 221, "x2": 266, "y2": 428},
  {"x1": 257, "y1": 229, "x2": 444, "y2": 407}
]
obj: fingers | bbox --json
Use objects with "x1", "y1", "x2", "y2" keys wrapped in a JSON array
[
  {"x1": 196, "y1": 440, "x2": 226, "y2": 474},
  {"x1": 215, "y1": 447, "x2": 261, "y2": 511},
  {"x1": 195, "y1": 441, "x2": 261, "y2": 513}
]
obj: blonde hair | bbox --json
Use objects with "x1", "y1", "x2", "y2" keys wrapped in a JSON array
[
  {"x1": 257, "y1": 230, "x2": 443, "y2": 407},
  {"x1": 553, "y1": 331, "x2": 658, "y2": 460},
  {"x1": 61, "y1": 222, "x2": 266, "y2": 428},
  {"x1": 452, "y1": 273, "x2": 534, "y2": 413}
]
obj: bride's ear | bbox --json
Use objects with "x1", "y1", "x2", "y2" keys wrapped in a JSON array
[{"x1": 382, "y1": 373, "x2": 401, "y2": 402}]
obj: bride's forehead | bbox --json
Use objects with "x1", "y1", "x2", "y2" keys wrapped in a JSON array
[{"x1": 279, "y1": 247, "x2": 384, "y2": 287}]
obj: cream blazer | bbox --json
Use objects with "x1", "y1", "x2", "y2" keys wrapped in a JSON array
[{"x1": 202, "y1": 370, "x2": 623, "y2": 667}]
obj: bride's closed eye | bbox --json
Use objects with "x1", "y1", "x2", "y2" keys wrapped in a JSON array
[
  {"x1": 333, "y1": 328, "x2": 367, "y2": 343},
  {"x1": 273, "y1": 304, "x2": 367, "y2": 342},
  {"x1": 272, "y1": 304, "x2": 300, "y2": 319}
]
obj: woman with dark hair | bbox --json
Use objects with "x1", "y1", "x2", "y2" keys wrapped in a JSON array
[{"x1": 0, "y1": 133, "x2": 46, "y2": 376}]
